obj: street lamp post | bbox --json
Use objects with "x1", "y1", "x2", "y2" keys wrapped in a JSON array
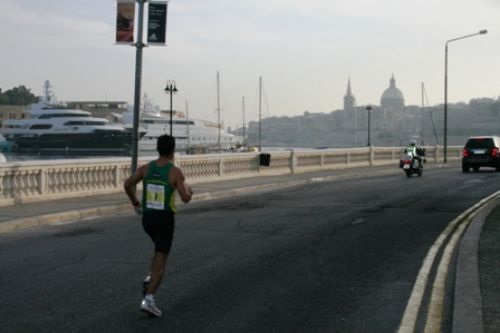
[
  {"x1": 164, "y1": 80, "x2": 178, "y2": 136},
  {"x1": 444, "y1": 29, "x2": 487, "y2": 163},
  {"x1": 366, "y1": 105, "x2": 372, "y2": 146}
]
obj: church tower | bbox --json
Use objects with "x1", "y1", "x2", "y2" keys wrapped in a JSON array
[{"x1": 343, "y1": 78, "x2": 356, "y2": 112}]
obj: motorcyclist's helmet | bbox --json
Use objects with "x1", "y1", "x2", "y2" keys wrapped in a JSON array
[{"x1": 410, "y1": 139, "x2": 417, "y2": 146}]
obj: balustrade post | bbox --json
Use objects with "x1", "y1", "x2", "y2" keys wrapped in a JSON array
[
  {"x1": 290, "y1": 150, "x2": 297, "y2": 174},
  {"x1": 219, "y1": 158, "x2": 224, "y2": 177},
  {"x1": 38, "y1": 169, "x2": 47, "y2": 195},
  {"x1": 369, "y1": 146, "x2": 374, "y2": 166},
  {"x1": 114, "y1": 165, "x2": 120, "y2": 188},
  {"x1": 434, "y1": 146, "x2": 439, "y2": 163}
]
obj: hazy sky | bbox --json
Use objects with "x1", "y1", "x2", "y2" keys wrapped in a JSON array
[{"x1": 1, "y1": 0, "x2": 499, "y2": 128}]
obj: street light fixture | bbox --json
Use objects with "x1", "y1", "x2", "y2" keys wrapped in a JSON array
[
  {"x1": 164, "y1": 80, "x2": 178, "y2": 136},
  {"x1": 444, "y1": 29, "x2": 487, "y2": 163},
  {"x1": 366, "y1": 105, "x2": 372, "y2": 146}
]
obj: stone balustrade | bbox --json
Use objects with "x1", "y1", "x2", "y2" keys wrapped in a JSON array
[{"x1": 0, "y1": 146, "x2": 462, "y2": 207}]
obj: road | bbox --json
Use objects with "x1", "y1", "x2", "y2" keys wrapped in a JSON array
[{"x1": 1, "y1": 167, "x2": 498, "y2": 333}]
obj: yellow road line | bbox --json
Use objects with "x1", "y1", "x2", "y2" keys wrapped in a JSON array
[
  {"x1": 397, "y1": 190, "x2": 500, "y2": 333},
  {"x1": 424, "y1": 215, "x2": 472, "y2": 332}
]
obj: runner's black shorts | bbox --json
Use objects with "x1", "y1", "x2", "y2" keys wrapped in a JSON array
[{"x1": 142, "y1": 210, "x2": 175, "y2": 254}]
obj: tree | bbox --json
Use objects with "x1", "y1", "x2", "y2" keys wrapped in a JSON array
[
  {"x1": 469, "y1": 97, "x2": 494, "y2": 111},
  {"x1": 0, "y1": 85, "x2": 38, "y2": 105}
]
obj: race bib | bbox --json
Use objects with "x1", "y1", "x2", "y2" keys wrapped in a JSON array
[{"x1": 145, "y1": 184, "x2": 165, "y2": 210}]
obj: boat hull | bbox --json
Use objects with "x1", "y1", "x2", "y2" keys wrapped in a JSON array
[{"x1": 8, "y1": 132, "x2": 133, "y2": 156}]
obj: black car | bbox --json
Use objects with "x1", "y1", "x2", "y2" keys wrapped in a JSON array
[{"x1": 462, "y1": 136, "x2": 500, "y2": 172}]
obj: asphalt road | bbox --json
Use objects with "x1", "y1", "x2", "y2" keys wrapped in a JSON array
[{"x1": 1, "y1": 167, "x2": 499, "y2": 333}]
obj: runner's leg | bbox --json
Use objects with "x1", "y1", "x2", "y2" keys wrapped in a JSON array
[{"x1": 147, "y1": 252, "x2": 168, "y2": 294}]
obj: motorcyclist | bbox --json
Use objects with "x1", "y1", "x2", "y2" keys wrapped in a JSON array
[{"x1": 404, "y1": 139, "x2": 423, "y2": 168}]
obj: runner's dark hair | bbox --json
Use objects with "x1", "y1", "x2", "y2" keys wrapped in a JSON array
[{"x1": 157, "y1": 135, "x2": 175, "y2": 156}]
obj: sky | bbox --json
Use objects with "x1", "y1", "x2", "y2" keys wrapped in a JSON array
[{"x1": 0, "y1": 0, "x2": 499, "y2": 129}]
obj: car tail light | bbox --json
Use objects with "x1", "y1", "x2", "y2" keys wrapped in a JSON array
[
  {"x1": 491, "y1": 147, "x2": 499, "y2": 157},
  {"x1": 463, "y1": 149, "x2": 469, "y2": 157}
]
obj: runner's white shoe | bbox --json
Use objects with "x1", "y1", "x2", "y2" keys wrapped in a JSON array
[{"x1": 140, "y1": 297, "x2": 162, "y2": 317}]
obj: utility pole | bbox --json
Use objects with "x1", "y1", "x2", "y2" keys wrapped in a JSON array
[
  {"x1": 366, "y1": 105, "x2": 372, "y2": 146},
  {"x1": 444, "y1": 29, "x2": 487, "y2": 163},
  {"x1": 258, "y1": 76, "x2": 262, "y2": 152},
  {"x1": 216, "y1": 71, "x2": 221, "y2": 151}
]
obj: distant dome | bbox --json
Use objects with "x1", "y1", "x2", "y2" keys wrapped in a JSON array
[{"x1": 381, "y1": 74, "x2": 405, "y2": 109}]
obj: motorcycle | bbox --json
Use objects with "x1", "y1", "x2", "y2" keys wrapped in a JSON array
[{"x1": 400, "y1": 156, "x2": 423, "y2": 177}]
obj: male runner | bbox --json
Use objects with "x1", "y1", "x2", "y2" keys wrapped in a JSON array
[{"x1": 124, "y1": 134, "x2": 193, "y2": 317}]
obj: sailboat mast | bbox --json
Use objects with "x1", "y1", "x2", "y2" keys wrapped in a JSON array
[
  {"x1": 353, "y1": 99, "x2": 357, "y2": 148},
  {"x1": 421, "y1": 82, "x2": 424, "y2": 145},
  {"x1": 259, "y1": 76, "x2": 262, "y2": 152},
  {"x1": 186, "y1": 100, "x2": 190, "y2": 151},
  {"x1": 242, "y1": 96, "x2": 246, "y2": 143},
  {"x1": 217, "y1": 71, "x2": 221, "y2": 150}
]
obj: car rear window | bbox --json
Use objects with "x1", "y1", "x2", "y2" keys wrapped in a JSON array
[{"x1": 465, "y1": 138, "x2": 495, "y2": 149}]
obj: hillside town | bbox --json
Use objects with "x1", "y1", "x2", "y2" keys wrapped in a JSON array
[{"x1": 243, "y1": 75, "x2": 500, "y2": 148}]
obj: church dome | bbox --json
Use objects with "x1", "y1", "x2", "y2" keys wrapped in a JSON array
[{"x1": 381, "y1": 74, "x2": 404, "y2": 109}]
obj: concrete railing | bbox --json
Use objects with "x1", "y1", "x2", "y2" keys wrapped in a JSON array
[{"x1": 0, "y1": 146, "x2": 462, "y2": 207}]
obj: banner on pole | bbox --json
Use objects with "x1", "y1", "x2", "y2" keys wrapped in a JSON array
[
  {"x1": 147, "y1": 2, "x2": 168, "y2": 45},
  {"x1": 116, "y1": 1, "x2": 135, "y2": 44}
]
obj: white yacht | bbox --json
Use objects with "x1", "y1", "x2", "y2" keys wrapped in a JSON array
[
  {"x1": 122, "y1": 110, "x2": 243, "y2": 152},
  {"x1": 1, "y1": 103, "x2": 134, "y2": 155}
]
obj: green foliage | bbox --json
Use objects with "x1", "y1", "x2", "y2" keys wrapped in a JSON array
[
  {"x1": 489, "y1": 100, "x2": 500, "y2": 117},
  {"x1": 0, "y1": 85, "x2": 38, "y2": 105}
]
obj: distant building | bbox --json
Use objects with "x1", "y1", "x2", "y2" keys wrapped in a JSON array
[
  {"x1": 0, "y1": 105, "x2": 29, "y2": 127},
  {"x1": 343, "y1": 78, "x2": 356, "y2": 112},
  {"x1": 380, "y1": 74, "x2": 405, "y2": 110}
]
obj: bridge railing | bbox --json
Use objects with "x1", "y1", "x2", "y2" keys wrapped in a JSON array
[{"x1": 0, "y1": 146, "x2": 462, "y2": 206}]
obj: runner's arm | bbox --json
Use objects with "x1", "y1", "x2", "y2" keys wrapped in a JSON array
[
  {"x1": 124, "y1": 165, "x2": 146, "y2": 207},
  {"x1": 172, "y1": 167, "x2": 193, "y2": 203}
]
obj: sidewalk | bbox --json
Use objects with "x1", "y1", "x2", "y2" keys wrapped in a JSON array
[
  {"x1": 478, "y1": 204, "x2": 500, "y2": 333},
  {"x1": 0, "y1": 162, "x2": 497, "y2": 332}
]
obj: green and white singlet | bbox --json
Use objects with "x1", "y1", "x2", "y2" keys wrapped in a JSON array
[{"x1": 142, "y1": 161, "x2": 176, "y2": 213}]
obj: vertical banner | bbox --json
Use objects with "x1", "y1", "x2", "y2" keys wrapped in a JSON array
[
  {"x1": 147, "y1": 2, "x2": 168, "y2": 45},
  {"x1": 116, "y1": 1, "x2": 135, "y2": 44}
]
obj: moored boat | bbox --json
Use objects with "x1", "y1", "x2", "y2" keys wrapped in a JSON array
[
  {"x1": 1, "y1": 104, "x2": 134, "y2": 156},
  {"x1": 121, "y1": 110, "x2": 243, "y2": 153},
  {"x1": 0, "y1": 134, "x2": 14, "y2": 152}
]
